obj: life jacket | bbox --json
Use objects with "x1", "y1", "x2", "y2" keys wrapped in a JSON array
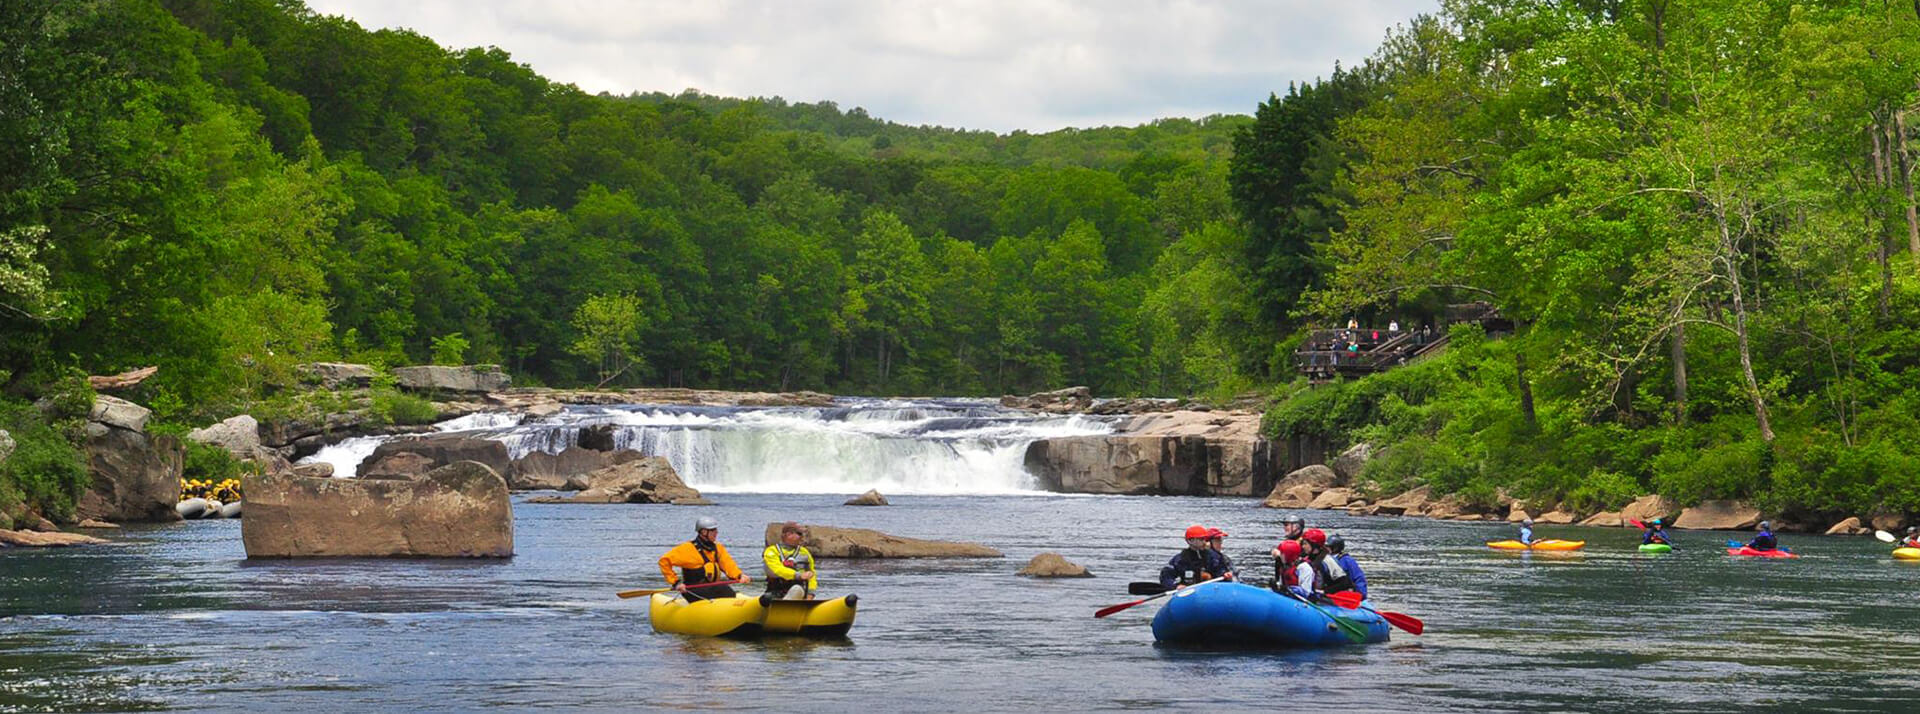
[
  {"x1": 1316, "y1": 554, "x2": 1354, "y2": 594},
  {"x1": 1274, "y1": 558, "x2": 1300, "y2": 588},
  {"x1": 1171, "y1": 548, "x2": 1216, "y2": 585},
  {"x1": 682, "y1": 539, "x2": 722, "y2": 584},
  {"x1": 1644, "y1": 529, "x2": 1670, "y2": 544},
  {"x1": 1750, "y1": 531, "x2": 1777, "y2": 551},
  {"x1": 764, "y1": 543, "x2": 815, "y2": 593}
]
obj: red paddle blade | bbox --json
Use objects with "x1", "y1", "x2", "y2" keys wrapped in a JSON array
[
  {"x1": 1378, "y1": 610, "x2": 1425, "y2": 635},
  {"x1": 1327, "y1": 591, "x2": 1365, "y2": 609},
  {"x1": 1094, "y1": 597, "x2": 1149, "y2": 618},
  {"x1": 1628, "y1": 518, "x2": 1647, "y2": 529}
]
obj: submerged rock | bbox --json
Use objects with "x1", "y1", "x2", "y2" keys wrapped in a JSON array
[
  {"x1": 763, "y1": 523, "x2": 1001, "y2": 559},
  {"x1": 1017, "y1": 552, "x2": 1093, "y2": 577},
  {"x1": 241, "y1": 461, "x2": 513, "y2": 557}
]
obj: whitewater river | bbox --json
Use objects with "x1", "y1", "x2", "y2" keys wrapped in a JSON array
[{"x1": 4, "y1": 400, "x2": 1919, "y2": 712}]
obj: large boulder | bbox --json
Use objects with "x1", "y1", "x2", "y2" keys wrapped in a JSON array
[
  {"x1": 241, "y1": 461, "x2": 513, "y2": 557},
  {"x1": 1017, "y1": 552, "x2": 1093, "y2": 577},
  {"x1": 186, "y1": 415, "x2": 262, "y2": 458},
  {"x1": 1871, "y1": 512, "x2": 1908, "y2": 532},
  {"x1": 844, "y1": 489, "x2": 889, "y2": 506},
  {"x1": 1620, "y1": 495, "x2": 1678, "y2": 525},
  {"x1": 1580, "y1": 512, "x2": 1625, "y2": 527},
  {"x1": 89, "y1": 395, "x2": 151, "y2": 433},
  {"x1": 508, "y1": 447, "x2": 643, "y2": 490},
  {"x1": 1536, "y1": 509, "x2": 1576, "y2": 524},
  {"x1": 361, "y1": 452, "x2": 436, "y2": 480},
  {"x1": 1673, "y1": 500, "x2": 1762, "y2": 530},
  {"x1": 358, "y1": 436, "x2": 512, "y2": 481},
  {"x1": 763, "y1": 523, "x2": 1002, "y2": 558},
  {"x1": 1023, "y1": 436, "x2": 1165, "y2": 494},
  {"x1": 392, "y1": 365, "x2": 510, "y2": 394},
  {"x1": 1329, "y1": 443, "x2": 1374, "y2": 483},
  {"x1": 1262, "y1": 483, "x2": 1319, "y2": 509},
  {"x1": 78, "y1": 425, "x2": 182, "y2": 523},
  {"x1": 1024, "y1": 411, "x2": 1277, "y2": 497},
  {"x1": 297, "y1": 362, "x2": 378, "y2": 389},
  {"x1": 1825, "y1": 517, "x2": 1869, "y2": 536},
  {"x1": 1308, "y1": 487, "x2": 1356, "y2": 510},
  {"x1": 528, "y1": 457, "x2": 699, "y2": 504},
  {"x1": 1375, "y1": 485, "x2": 1432, "y2": 516},
  {"x1": 1000, "y1": 386, "x2": 1093, "y2": 413}
]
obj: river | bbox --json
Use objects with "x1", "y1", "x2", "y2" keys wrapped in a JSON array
[{"x1": 3, "y1": 401, "x2": 1918, "y2": 712}]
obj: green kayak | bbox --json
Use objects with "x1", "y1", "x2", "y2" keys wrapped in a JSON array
[{"x1": 1638, "y1": 543, "x2": 1672, "y2": 553}]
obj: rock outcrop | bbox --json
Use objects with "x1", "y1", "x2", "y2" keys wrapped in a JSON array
[
  {"x1": 1329, "y1": 443, "x2": 1374, "y2": 482},
  {"x1": 1000, "y1": 386, "x2": 1093, "y2": 413},
  {"x1": 762, "y1": 523, "x2": 1002, "y2": 558},
  {"x1": 1017, "y1": 552, "x2": 1093, "y2": 577},
  {"x1": 392, "y1": 365, "x2": 510, "y2": 394},
  {"x1": 186, "y1": 415, "x2": 262, "y2": 458},
  {"x1": 1374, "y1": 486, "x2": 1432, "y2": 516},
  {"x1": 297, "y1": 362, "x2": 378, "y2": 389},
  {"x1": 1620, "y1": 495, "x2": 1678, "y2": 525},
  {"x1": 79, "y1": 400, "x2": 182, "y2": 524},
  {"x1": 525, "y1": 457, "x2": 699, "y2": 504},
  {"x1": 1825, "y1": 517, "x2": 1869, "y2": 536},
  {"x1": 358, "y1": 436, "x2": 512, "y2": 481},
  {"x1": 1024, "y1": 410, "x2": 1277, "y2": 497},
  {"x1": 509, "y1": 446, "x2": 643, "y2": 490},
  {"x1": 242, "y1": 461, "x2": 513, "y2": 557},
  {"x1": 1260, "y1": 465, "x2": 1337, "y2": 508},
  {"x1": 844, "y1": 489, "x2": 889, "y2": 506},
  {"x1": 1673, "y1": 500, "x2": 1762, "y2": 530}
]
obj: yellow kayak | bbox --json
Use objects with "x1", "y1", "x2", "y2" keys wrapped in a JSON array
[
  {"x1": 1486, "y1": 539, "x2": 1586, "y2": 551},
  {"x1": 1894, "y1": 547, "x2": 1920, "y2": 561},
  {"x1": 649, "y1": 593, "x2": 858, "y2": 638}
]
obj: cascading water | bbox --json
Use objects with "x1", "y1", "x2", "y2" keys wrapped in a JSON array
[{"x1": 303, "y1": 398, "x2": 1116, "y2": 494}]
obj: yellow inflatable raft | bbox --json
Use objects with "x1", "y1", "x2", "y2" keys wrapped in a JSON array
[
  {"x1": 1893, "y1": 547, "x2": 1920, "y2": 561},
  {"x1": 649, "y1": 593, "x2": 858, "y2": 638},
  {"x1": 1486, "y1": 539, "x2": 1586, "y2": 551}
]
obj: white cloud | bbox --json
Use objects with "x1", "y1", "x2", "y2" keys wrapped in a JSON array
[{"x1": 302, "y1": 0, "x2": 1437, "y2": 132}]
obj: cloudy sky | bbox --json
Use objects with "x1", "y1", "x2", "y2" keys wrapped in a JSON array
[{"x1": 303, "y1": 0, "x2": 1438, "y2": 133}]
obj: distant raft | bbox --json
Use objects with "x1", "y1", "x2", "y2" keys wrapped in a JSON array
[
  {"x1": 1485, "y1": 539, "x2": 1586, "y2": 551},
  {"x1": 648, "y1": 593, "x2": 857, "y2": 639},
  {"x1": 1149, "y1": 581, "x2": 1390, "y2": 648}
]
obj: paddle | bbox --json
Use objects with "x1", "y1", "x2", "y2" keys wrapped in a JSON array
[
  {"x1": 616, "y1": 579, "x2": 745, "y2": 599},
  {"x1": 1128, "y1": 581, "x2": 1170, "y2": 596},
  {"x1": 1324, "y1": 591, "x2": 1425, "y2": 635},
  {"x1": 1094, "y1": 576, "x2": 1224, "y2": 618},
  {"x1": 1876, "y1": 530, "x2": 1897, "y2": 543},
  {"x1": 1283, "y1": 589, "x2": 1369, "y2": 643}
]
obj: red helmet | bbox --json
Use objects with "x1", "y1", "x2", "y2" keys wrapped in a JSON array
[
  {"x1": 1277, "y1": 540, "x2": 1303, "y2": 560},
  {"x1": 1184, "y1": 525, "x2": 1210, "y2": 539},
  {"x1": 1303, "y1": 528, "x2": 1328, "y2": 546},
  {"x1": 1207, "y1": 528, "x2": 1228, "y2": 539}
]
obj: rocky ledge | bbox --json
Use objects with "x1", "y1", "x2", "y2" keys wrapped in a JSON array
[
  {"x1": 241, "y1": 461, "x2": 514, "y2": 558},
  {"x1": 1022, "y1": 409, "x2": 1279, "y2": 496}
]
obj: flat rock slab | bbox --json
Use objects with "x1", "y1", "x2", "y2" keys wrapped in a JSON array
[
  {"x1": 764, "y1": 523, "x2": 1001, "y2": 559},
  {"x1": 0, "y1": 530, "x2": 111, "y2": 547}
]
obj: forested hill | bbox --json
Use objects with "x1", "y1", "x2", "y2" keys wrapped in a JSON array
[
  {"x1": 621, "y1": 91, "x2": 1251, "y2": 169},
  {"x1": 0, "y1": 0, "x2": 1273, "y2": 418}
]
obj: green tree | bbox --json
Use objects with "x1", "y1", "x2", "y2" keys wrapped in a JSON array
[{"x1": 569, "y1": 293, "x2": 647, "y2": 388}]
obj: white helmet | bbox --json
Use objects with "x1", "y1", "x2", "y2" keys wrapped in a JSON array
[{"x1": 695, "y1": 516, "x2": 719, "y2": 531}]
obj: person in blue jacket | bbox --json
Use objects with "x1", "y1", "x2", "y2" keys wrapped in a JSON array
[
  {"x1": 1160, "y1": 525, "x2": 1234, "y2": 590},
  {"x1": 1642, "y1": 518, "x2": 1676, "y2": 546},
  {"x1": 1746, "y1": 521, "x2": 1778, "y2": 551},
  {"x1": 1325, "y1": 533, "x2": 1369, "y2": 599},
  {"x1": 1517, "y1": 518, "x2": 1536, "y2": 545}
]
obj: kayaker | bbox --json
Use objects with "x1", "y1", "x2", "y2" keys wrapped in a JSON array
[
  {"x1": 1161, "y1": 525, "x2": 1234, "y2": 590},
  {"x1": 658, "y1": 516, "x2": 750, "y2": 601},
  {"x1": 1641, "y1": 518, "x2": 1676, "y2": 546},
  {"x1": 1326, "y1": 534, "x2": 1369, "y2": 599},
  {"x1": 1206, "y1": 528, "x2": 1238, "y2": 581},
  {"x1": 1745, "y1": 521, "x2": 1778, "y2": 551},
  {"x1": 1903, "y1": 526, "x2": 1920, "y2": 549},
  {"x1": 1269, "y1": 540, "x2": 1318, "y2": 600},
  {"x1": 762, "y1": 522, "x2": 818, "y2": 600},
  {"x1": 1517, "y1": 518, "x2": 1535, "y2": 545}
]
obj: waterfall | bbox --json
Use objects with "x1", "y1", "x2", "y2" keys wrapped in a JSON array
[{"x1": 305, "y1": 398, "x2": 1116, "y2": 494}]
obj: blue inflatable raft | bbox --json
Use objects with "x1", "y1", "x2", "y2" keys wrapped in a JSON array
[{"x1": 1150, "y1": 581, "x2": 1391, "y2": 647}]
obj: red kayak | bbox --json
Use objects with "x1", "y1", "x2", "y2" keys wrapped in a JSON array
[{"x1": 1727, "y1": 546, "x2": 1798, "y2": 558}]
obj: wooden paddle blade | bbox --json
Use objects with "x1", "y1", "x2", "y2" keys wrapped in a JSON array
[
  {"x1": 1377, "y1": 610, "x2": 1425, "y2": 635},
  {"x1": 1128, "y1": 582, "x2": 1169, "y2": 596},
  {"x1": 1326, "y1": 591, "x2": 1365, "y2": 609}
]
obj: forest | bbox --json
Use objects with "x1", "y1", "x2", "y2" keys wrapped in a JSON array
[{"x1": 3, "y1": 0, "x2": 1919, "y2": 523}]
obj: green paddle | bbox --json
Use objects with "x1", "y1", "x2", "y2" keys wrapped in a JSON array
[{"x1": 1284, "y1": 589, "x2": 1369, "y2": 643}]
